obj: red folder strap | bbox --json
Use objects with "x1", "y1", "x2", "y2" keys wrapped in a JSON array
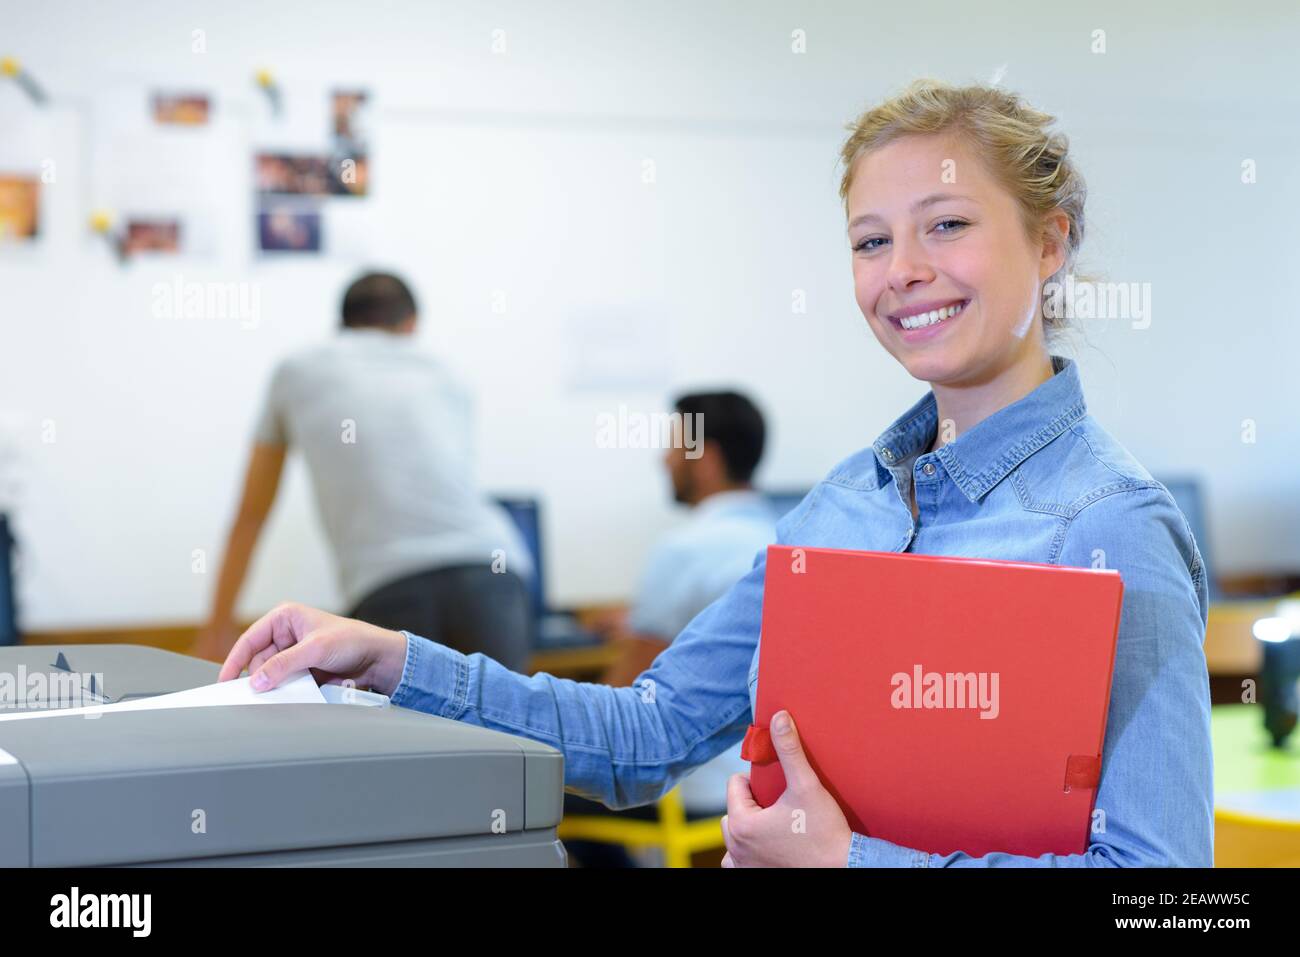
[
  {"x1": 742, "y1": 724, "x2": 777, "y2": 766},
  {"x1": 1064, "y1": 754, "x2": 1101, "y2": 791}
]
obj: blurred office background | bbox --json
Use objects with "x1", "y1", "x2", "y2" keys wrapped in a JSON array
[
  {"x1": 1, "y1": 0, "x2": 1298, "y2": 863},
  {"x1": 3, "y1": 1, "x2": 1298, "y2": 629}
]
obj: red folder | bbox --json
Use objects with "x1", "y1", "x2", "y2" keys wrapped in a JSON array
[{"x1": 743, "y1": 545, "x2": 1123, "y2": 859}]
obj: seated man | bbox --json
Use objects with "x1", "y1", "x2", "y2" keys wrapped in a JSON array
[
  {"x1": 566, "y1": 390, "x2": 776, "y2": 867},
  {"x1": 195, "y1": 272, "x2": 534, "y2": 671}
]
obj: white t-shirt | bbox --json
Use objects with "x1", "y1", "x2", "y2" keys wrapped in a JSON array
[{"x1": 253, "y1": 328, "x2": 532, "y2": 608}]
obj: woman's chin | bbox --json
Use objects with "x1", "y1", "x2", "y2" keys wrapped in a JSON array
[{"x1": 898, "y1": 350, "x2": 965, "y2": 384}]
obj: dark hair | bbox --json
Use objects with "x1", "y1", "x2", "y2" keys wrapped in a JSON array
[
  {"x1": 341, "y1": 272, "x2": 418, "y2": 329},
  {"x1": 673, "y1": 390, "x2": 766, "y2": 483}
]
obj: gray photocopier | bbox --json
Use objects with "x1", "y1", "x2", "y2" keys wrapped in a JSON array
[{"x1": 0, "y1": 644, "x2": 566, "y2": 867}]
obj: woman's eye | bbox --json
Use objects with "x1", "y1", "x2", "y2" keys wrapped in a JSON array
[
  {"x1": 854, "y1": 220, "x2": 967, "y2": 252},
  {"x1": 853, "y1": 236, "x2": 887, "y2": 253}
]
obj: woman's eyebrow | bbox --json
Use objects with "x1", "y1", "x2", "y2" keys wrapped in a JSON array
[{"x1": 848, "y1": 192, "x2": 976, "y2": 230}]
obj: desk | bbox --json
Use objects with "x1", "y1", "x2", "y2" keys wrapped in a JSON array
[
  {"x1": 1205, "y1": 601, "x2": 1272, "y2": 675},
  {"x1": 1212, "y1": 704, "x2": 1300, "y2": 866},
  {"x1": 529, "y1": 642, "x2": 620, "y2": 680}
]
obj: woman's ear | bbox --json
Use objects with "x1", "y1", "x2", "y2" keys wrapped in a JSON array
[{"x1": 1039, "y1": 209, "x2": 1071, "y2": 281}]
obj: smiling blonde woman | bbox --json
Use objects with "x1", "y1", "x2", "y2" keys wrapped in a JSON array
[{"x1": 220, "y1": 78, "x2": 1212, "y2": 868}]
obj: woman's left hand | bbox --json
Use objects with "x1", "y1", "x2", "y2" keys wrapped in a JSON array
[{"x1": 720, "y1": 710, "x2": 852, "y2": 867}]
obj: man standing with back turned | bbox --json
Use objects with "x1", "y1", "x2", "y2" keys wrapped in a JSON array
[{"x1": 194, "y1": 272, "x2": 534, "y2": 671}]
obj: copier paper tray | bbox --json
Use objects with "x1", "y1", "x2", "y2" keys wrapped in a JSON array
[{"x1": 0, "y1": 645, "x2": 565, "y2": 867}]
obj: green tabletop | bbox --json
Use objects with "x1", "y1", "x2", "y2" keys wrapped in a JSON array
[{"x1": 1212, "y1": 704, "x2": 1300, "y2": 821}]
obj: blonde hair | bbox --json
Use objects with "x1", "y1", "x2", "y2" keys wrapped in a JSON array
[{"x1": 838, "y1": 78, "x2": 1088, "y2": 341}]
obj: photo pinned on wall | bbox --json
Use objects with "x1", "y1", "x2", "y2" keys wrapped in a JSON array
[
  {"x1": 331, "y1": 90, "x2": 369, "y2": 149},
  {"x1": 151, "y1": 93, "x2": 211, "y2": 126},
  {"x1": 255, "y1": 152, "x2": 366, "y2": 197},
  {"x1": 257, "y1": 205, "x2": 322, "y2": 253},
  {"x1": 256, "y1": 153, "x2": 332, "y2": 196},
  {"x1": 330, "y1": 90, "x2": 371, "y2": 197},
  {"x1": 123, "y1": 219, "x2": 181, "y2": 255},
  {"x1": 329, "y1": 152, "x2": 368, "y2": 196},
  {"x1": 0, "y1": 174, "x2": 40, "y2": 242}
]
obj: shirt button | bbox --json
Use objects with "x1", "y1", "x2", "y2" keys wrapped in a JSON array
[
  {"x1": 881, "y1": 448, "x2": 895, "y2": 462},
  {"x1": 922, "y1": 462, "x2": 936, "y2": 476}
]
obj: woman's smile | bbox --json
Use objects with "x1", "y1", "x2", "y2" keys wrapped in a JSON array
[{"x1": 886, "y1": 298, "x2": 971, "y2": 340}]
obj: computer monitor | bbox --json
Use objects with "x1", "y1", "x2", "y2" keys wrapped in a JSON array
[
  {"x1": 492, "y1": 496, "x2": 600, "y2": 650},
  {"x1": 491, "y1": 497, "x2": 547, "y2": 619},
  {"x1": 0, "y1": 514, "x2": 15, "y2": 646}
]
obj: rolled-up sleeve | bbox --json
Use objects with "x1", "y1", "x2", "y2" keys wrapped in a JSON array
[{"x1": 847, "y1": 485, "x2": 1213, "y2": 867}]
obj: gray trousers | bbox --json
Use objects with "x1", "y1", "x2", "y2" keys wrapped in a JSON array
[{"x1": 348, "y1": 564, "x2": 533, "y2": 673}]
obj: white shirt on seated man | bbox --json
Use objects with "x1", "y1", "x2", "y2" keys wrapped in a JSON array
[{"x1": 597, "y1": 390, "x2": 776, "y2": 815}]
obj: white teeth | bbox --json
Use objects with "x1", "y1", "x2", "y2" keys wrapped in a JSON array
[{"x1": 899, "y1": 301, "x2": 965, "y2": 330}]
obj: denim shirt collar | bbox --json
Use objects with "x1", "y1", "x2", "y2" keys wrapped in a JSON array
[{"x1": 871, "y1": 354, "x2": 1087, "y2": 504}]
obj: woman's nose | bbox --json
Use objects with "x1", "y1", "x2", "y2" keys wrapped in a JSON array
[{"x1": 886, "y1": 234, "x2": 935, "y2": 292}]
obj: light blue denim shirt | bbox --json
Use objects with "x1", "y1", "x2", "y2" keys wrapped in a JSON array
[{"x1": 391, "y1": 354, "x2": 1213, "y2": 867}]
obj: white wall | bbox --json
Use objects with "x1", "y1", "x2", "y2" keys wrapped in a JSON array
[{"x1": 2, "y1": 0, "x2": 1297, "y2": 629}]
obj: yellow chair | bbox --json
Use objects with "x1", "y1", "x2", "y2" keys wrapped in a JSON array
[
  {"x1": 1215, "y1": 808, "x2": 1300, "y2": 867},
  {"x1": 557, "y1": 787, "x2": 726, "y2": 868}
]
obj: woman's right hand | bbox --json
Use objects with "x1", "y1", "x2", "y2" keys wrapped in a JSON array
[{"x1": 218, "y1": 602, "x2": 408, "y2": 696}]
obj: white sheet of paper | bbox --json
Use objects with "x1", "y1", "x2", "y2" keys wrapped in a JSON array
[{"x1": 0, "y1": 670, "x2": 325, "y2": 722}]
